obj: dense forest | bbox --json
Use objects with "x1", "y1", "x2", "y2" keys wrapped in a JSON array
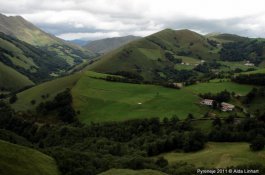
[{"x1": 220, "y1": 39, "x2": 265, "y2": 64}]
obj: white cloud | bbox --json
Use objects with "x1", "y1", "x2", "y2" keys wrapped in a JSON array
[{"x1": 1, "y1": 0, "x2": 265, "y2": 40}]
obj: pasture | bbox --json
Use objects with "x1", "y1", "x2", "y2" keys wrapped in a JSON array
[{"x1": 158, "y1": 142, "x2": 265, "y2": 168}]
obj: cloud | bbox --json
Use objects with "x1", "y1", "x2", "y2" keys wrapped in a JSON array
[{"x1": 1, "y1": 0, "x2": 265, "y2": 40}]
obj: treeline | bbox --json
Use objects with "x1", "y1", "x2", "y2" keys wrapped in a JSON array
[
  {"x1": 199, "y1": 90, "x2": 231, "y2": 103},
  {"x1": 233, "y1": 73, "x2": 265, "y2": 85}
]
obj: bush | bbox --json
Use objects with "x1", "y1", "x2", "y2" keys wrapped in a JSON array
[{"x1": 250, "y1": 135, "x2": 265, "y2": 151}]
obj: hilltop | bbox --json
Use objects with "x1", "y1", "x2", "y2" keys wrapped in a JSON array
[
  {"x1": 84, "y1": 35, "x2": 141, "y2": 54},
  {"x1": 88, "y1": 29, "x2": 220, "y2": 81}
]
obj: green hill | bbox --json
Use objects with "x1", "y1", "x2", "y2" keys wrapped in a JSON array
[
  {"x1": 0, "y1": 32, "x2": 81, "y2": 91},
  {"x1": 0, "y1": 13, "x2": 95, "y2": 66},
  {"x1": 98, "y1": 169, "x2": 168, "y2": 175},
  {"x1": 208, "y1": 33, "x2": 248, "y2": 43},
  {"x1": 88, "y1": 29, "x2": 219, "y2": 81},
  {"x1": 0, "y1": 62, "x2": 34, "y2": 91},
  {"x1": 84, "y1": 35, "x2": 141, "y2": 54},
  {"x1": 158, "y1": 142, "x2": 265, "y2": 168},
  {"x1": 0, "y1": 140, "x2": 60, "y2": 175},
  {"x1": 11, "y1": 71, "x2": 254, "y2": 123}
]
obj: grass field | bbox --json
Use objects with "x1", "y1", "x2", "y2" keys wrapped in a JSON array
[
  {"x1": 158, "y1": 142, "x2": 265, "y2": 168},
  {"x1": 99, "y1": 169, "x2": 168, "y2": 175},
  {"x1": 0, "y1": 62, "x2": 34, "y2": 91},
  {"x1": 240, "y1": 68, "x2": 265, "y2": 75},
  {"x1": 72, "y1": 74, "x2": 205, "y2": 123},
  {"x1": 219, "y1": 61, "x2": 258, "y2": 71},
  {"x1": 0, "y1": 140, "x2": 60, "y2": 175},
  {"x1": 186, "y1": 80, "x2": 253, "y2": 95},
  {"x1": 12, "y1": 73, "x2": 82, "y2": 111}
]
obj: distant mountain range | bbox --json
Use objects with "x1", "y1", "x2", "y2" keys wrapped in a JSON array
[
  {"x1": 68, "y1": 39, "x2": 90, "y2": 46},
  {"x1": 84, "y1": 35, "x2": 141, "y2": 54}
]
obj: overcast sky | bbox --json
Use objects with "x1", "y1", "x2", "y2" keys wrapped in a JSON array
[{"x1": 1, "y1": 0, "x2": 265, "y2": 40}]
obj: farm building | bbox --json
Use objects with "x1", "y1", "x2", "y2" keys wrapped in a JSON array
[
  {"x1": 221, "y1": 102, "x2": 235, "y2": 112},
  {"x1": 200, "y1": 99, "x2": 214, "y2": 106}
]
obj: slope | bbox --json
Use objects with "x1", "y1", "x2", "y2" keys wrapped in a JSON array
[
  {"x1": 159, "y1": 142, "x2": 265, "y2": 168},
  {"x1": 0, "y1": 62, "x2": 34, "y2": 91},
  {"x1": 84, "y1": 35, "x2": 141, "y2": 54},
  {"x1": 88, "y1": 29, "x2": 219, "y2": 81},
  {"x1": 0, "y1": 139, "x2": 60, "y2": 175},
  {"x1": 0, "y1": 13, "x2": 95, "y2": 66},
  {"x1": 0, "y1": 32, "x2": 80, "y2": 91}
]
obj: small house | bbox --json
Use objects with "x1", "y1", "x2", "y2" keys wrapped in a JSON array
[
  {"x1": 200, "y1": 99, "x2": 214, "y2": 106},
  {"x1": 221, "y1": 102, "x2": 235, "y2": 112}
]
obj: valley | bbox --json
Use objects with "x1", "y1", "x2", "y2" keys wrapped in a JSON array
[{"x1": 1, "y1": 11, "x2": 265, "y2": 175}]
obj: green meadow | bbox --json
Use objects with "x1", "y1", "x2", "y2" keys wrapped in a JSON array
[
  {"x1": 72, "y1": 75, "x2": 204, "y2": 123},
  {"x1": 186, "y1": 80, "x2": 253, "y2": 95},
  {"x1": 158, "y1": 142, "x2": 265, "y2": 168}
]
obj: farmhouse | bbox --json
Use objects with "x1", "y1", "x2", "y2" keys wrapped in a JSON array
[
  {"x1": 221, "y1": 102, "x2": 235, "y2": 112},
  {"x1": 200, "y1": 99, "x2": 214, "y2": 106}
]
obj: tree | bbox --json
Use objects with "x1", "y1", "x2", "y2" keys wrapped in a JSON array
[
  {"x1": 212, "y1": 117, "x2": 222, "y2": 127},
  {"x1": 9, "y1": 94, "x2": 17, "y2": 104},
  {"x1": 155, "y1": 157, "x2": 168, "y2": 167},
  {"x1": 250, "y1": 135, "x2": 265, "y2": 151}
]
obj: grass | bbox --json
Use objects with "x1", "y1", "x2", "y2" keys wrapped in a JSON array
[
  {"x1": 240, "y1": 68, "x2": 265, "y2": 75},
  {"x1": 98, "y1": 169, "x2": 167, "y2": 175},
  {"x1": 158, "y1": 142, "x2": 265, "y2": 168},
  {"x1": 72, "y1": 74, "x2": 205, "y2": 123},
  {"x1": 138, "y1": 48, "x2": 162, "y2": 60},
  {"x1": 0, "y1": 140, "x2": 60, "y2": 175},
  {"x1": 0, "y1": 62, "x2": 34, "y2": 91},
  {"x1": 12, "y1": 73, "x2": 82, "y2": 111},
  {"x1": 186, "y1": 80, "x2": 254, "y2": 95},
  {"x1": 219, "y1": 61, "x2": 258, "y2": 71}
]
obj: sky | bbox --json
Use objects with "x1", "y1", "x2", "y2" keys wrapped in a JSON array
[{"x1": 1, "y1": 0, "x2": 265, "y2": 41}]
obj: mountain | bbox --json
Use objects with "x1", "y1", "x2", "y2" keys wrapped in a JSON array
[
  {"x1": 0, "y1": 14, "x2": 95, "y2": 66},
  {"x1": 0, "y1": 32, "x2": 83, "y2": 91},
  {"x1": 84, "y1": 35, "x2": 141, "y2": 54},
  {"x1": 88, "y1": 29, "x2": 219, "y2": 81},
  {"x1": 69, "y1": 39, "x2": 89, "y2": 46}
]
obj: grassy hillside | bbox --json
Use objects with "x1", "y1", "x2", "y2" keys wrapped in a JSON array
[
  {"x1": 240, "y1": 68, "x2": 265, "y2": 75},
  {"x1": 0, "y1": 140, "x2": 60, "y2": 175},
  {"x1": 0, "y1": 62, "x2": 34, "y2": 91},
  {"x1": 158, "y1": 142, "x2": 265, "y2": 168},
  {"x1": 208, "y1": 33, "x2": 248, "y2": 43},
  {"x1": 84, "y1": 35, "x2": 141, "y2": 54},
  {"x1": 88, "y1": 29, "x2": 219, "y2": 81},
  {"x1": 186, "y1": 79, "x2": 253, "y2": 95},
  {"x1": 12, "y1": 71, "x2": 254, "y2": 123},
  {"x1": 98, "y1": 169, "x2": 168, "y2": 175},
  {"x1": 72, "y1": 73, "x2": 204, "y2": 123},
  {"x1": 12, "y1": 73, "x2": 82, "y2": 111},
  {"x1": 0, "y1": 13, "x2": 95, "y2": 66}
]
